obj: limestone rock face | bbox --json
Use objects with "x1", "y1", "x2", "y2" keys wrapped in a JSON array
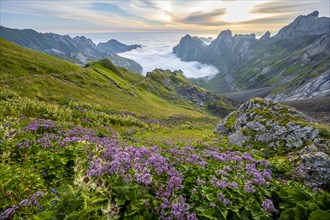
[
  {"x1": 214, "y1": 98, "x2": 330, "y2": 188},
  {"x1": 272, "y1": 69, "x2": 330, "y2": 102},
  {"x1": 274, "y1": 11, "x2": 330, "y2": 39},
  {"x1": 297, "y1": 152, "x2": 330, "y2": 188}
]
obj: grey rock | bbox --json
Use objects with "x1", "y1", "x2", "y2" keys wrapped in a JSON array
[
  {"x1": 256, "y1": 133, "x2": 274, "y2": 142},
  {"x1": 298, "y1": 145, "x2": 318, "y2": 155},
  {"x1": 299, "y1": 151, "x2": 330, "y2": 187},
  {"x1": 228, "y1": 130, "x2": 250, "y2": 147},
  {"x1": 214, "y1": 123, "x2": 227, "y2": 135},
  {"x1": 272, "y1": 70, "x2": 330, "y2": 101},
  {"x1": 246, "y1": 121, "x2": 266, "y2": 132}
]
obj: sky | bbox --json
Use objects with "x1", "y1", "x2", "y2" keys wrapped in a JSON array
[{"x1": 1, "y1": 0, "x2": 329, "y2": 36}]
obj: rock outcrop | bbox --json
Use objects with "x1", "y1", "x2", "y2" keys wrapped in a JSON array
[
  {"x1": 272, "y1": 71, "x2": 330, "y2": 101},
  {"x1": 215, "y1": 98, "x2": 330, "y2": 188},
  {"x1": 274, "y1": 11, "x2": 330, "y2": 39}
]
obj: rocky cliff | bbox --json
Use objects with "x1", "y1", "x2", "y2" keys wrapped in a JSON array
[
  {"x1": 173, "y1": 12, "x2": 330, "y2": 102},
  {"x1": 0, "y1": 26, "x2": 142, "y2": 73},
  {"x1": 274, "y1": 11, "x2": 330, "y2": 39},
  {"x1": 215, "y1": 98, "x2": 330, "y2": 188}
]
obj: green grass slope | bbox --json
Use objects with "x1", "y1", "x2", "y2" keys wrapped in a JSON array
[{"x1": 0, "y1": 39, "x2": 212, "y2": 117}]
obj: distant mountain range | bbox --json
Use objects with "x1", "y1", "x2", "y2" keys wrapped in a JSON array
[
  {"x1": 0, "y1": 26, "x2": 143, "y2": 73},
  {"x1": 173, "y1": 11, "x2": 330, "y2": 102}
]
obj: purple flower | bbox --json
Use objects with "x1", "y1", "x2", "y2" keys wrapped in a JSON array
[
  {"x1": 188, "y1": 213, "x2": 198, "y2": 220},
  {"x1": 263, "y1": 170, "x2": 272, "y2": 181},
  {"x1": 210, "y1": 203, "x2": 216, "y2": 208},
  {"x1": 216, "y1": 170, "x2": 227, "y2": 176},
  {"x1": 244, "y1": 182, "x2": 256, "y2": 193},
  {"x1": 262, "y1": 198, "x2": 277, "y2": 213},
  {"x1": 141, "y1": 173, "x2": 153, "y2": 185},
  {"x1": 210, "y1": 177, "x2": 217, "y2": 185},
  {"x1": 217, "y1": 193, "x2": 231, "y2": 205},
  {"x1": 216, "y1": 181, "x2": 228, "y2": 189},
  {"x1": 224, "y1": 166, "x2": 231, "y2": 171},
  {"x1": 171, "y1": 202, "x2": 190, "y2": 219},
  {"x1": 229, "y1": 182, "x2": 238, "y2": 189},
  {"x1": 222, "y1": 198, "x2": 231, "y2": 205},
  {"x1": 0, "y1": 206, "x2": 18, "y2": 219},
  {"x1": 18, "y1": 199, "x2": 31, "y2": 207},
  {"x1": 31, "y1": 191, "x2": 44, "y2": 200}
]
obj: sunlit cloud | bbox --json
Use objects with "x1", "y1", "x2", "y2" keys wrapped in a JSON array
[
  {"x1": 1, "y1": 0, "x2": 329, "y2": 35},
  {"x1": 175, "y1": 9, "x2": 227, "y2": 26}
]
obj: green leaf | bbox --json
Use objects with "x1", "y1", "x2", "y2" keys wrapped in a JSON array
[
  {"x1": 280, "y1": 208, "x2": 295, "y2": 220},
  {"x1": 309, "y1": 210, "x2": 330, "y2": 220},
  {"x1": 198, "y1": 208, "x2": 217, "y2": 219},
  {"x1": 294, "y1": 203, "x2": 308, "y2": 220}
]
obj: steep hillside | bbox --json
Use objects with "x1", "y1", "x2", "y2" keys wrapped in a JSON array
[
  {"x1": 0, "y1": 26, "x2": 142, "y2": 73},
  {"x1": 174, "y1": 11, "x2": 330, "y2": 101},
  {"x1": 0, "y1": 39, "x2": 235, "y2": 118}
]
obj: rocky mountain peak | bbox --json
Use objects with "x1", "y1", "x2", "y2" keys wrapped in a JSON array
[
  {"x1": 274, "y1": 11, "x2": 330, "y2": 39},
  {"x1": 215, "y1": 29, "x2": 232, "y2": 41},
  {"x1": 173, "y1": 34, "x2": 204, "y2": 59},
  {"x1": 308, "y1": 10, "x2": 319, "y2": 17},
  {"x1": 259, "y1": 31, "x2": 271, "y2": 40}
]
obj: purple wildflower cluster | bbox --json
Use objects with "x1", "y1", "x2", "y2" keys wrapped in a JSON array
[
  {"x1": 88, "y1": 143, "x2": 186, "y2": 216},
  {"x1": 17, "y1": 119, "x2": 112, "y2": 149},
  {"x1": 0, "y1": 191, "x2": 44, "y2": 219},
  {"x1": 23, "y1": 119, "x2": 55, "y2": 132},
  {"x1": 262, "y1": 198, "x2": 277, "y2": 213},
  {"x1": 85, "y1": 138, "x2": 273, "y2": 217}
]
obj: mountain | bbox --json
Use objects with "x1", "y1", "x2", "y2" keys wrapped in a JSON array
[
  {"x1": 0, "y1": 26, "x2": 142, "y2": 73},
  {"x1": 173, "y1": 11, "x2": 330, "y2": 102},
  {"x1": 97, "y1": 39, "x2": 140, "y2": 53}
]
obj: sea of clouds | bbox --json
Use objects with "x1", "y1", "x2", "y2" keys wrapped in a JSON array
[{"x1": 86, "y1": 32, "x2": 218, "y2": 78}]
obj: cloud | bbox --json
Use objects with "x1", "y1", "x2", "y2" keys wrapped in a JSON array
[
  {"x1": 176, "y1": 8, "x2": 228, "y2": 26},
  {"x1": 251, "y1": 0, "x2": 322, "y2": 14},
  {"x1": 118, "y1": 37, "x2": 219, "y2": 78}
]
